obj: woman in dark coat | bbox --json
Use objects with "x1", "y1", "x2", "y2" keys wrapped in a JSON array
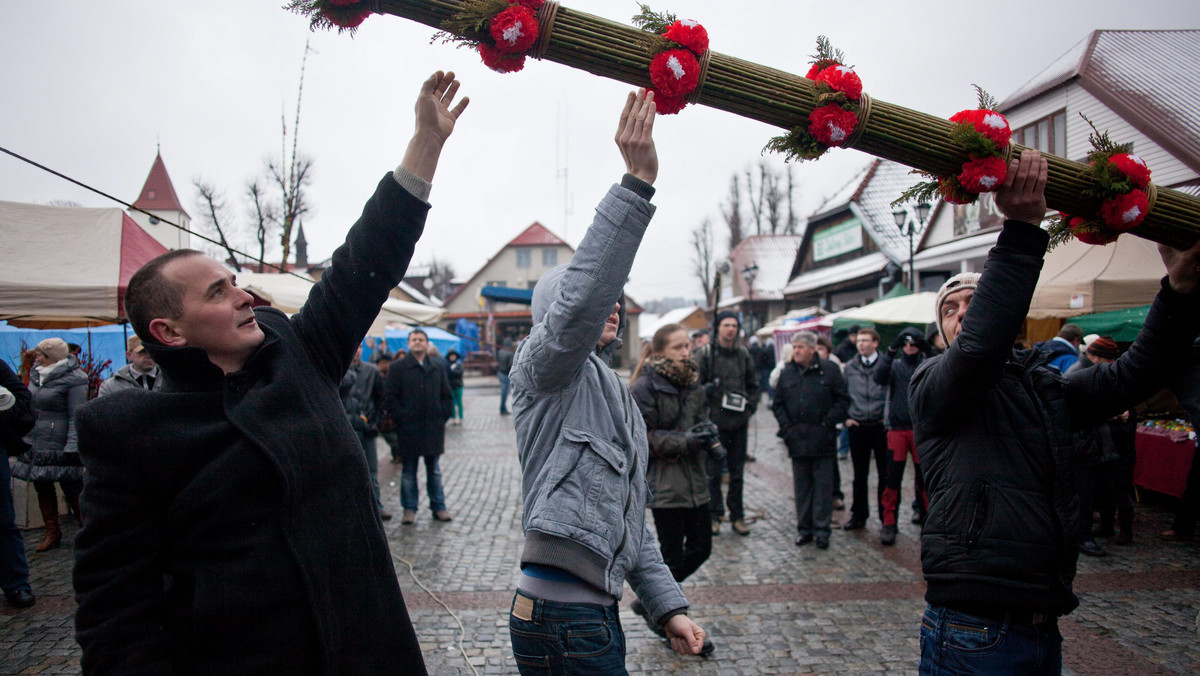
[
  {"x1": 628, "y1": 323, "x2": 718, "y2": 655},
  {"x1": 383, "y1": 329, "x2": 453, "y2": 523},
  {"x1": 11, "y1": 338, "x2": 87, "y2": 552}
]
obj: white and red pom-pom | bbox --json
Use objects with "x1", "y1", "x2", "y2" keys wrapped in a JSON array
[
  {"x1": 489, "y1": 5, "x2": 539, "y2": 54},
  {"x1": 664, "y1": 19, "x2": 709, "y2": 55},
  {"x1": 649, "y1": 49, "x2": 701, "y2": 98}
]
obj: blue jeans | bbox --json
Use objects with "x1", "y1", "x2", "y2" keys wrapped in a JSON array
[
  {"x1": 498, "y1": 372, "x2": 511, "y2": 413},
  {"x1": 401, "y1": 456, "x2": 446, "y2": 512},
  {"x1": 509, "y1": 591, "x2": 627, "y2": 675},
  {"x1": 919, "y1": 605, "x2": 1062, "y2": 675},
  {"x1": 0, "y1": 457, "x2": 31, "y2": 597}
]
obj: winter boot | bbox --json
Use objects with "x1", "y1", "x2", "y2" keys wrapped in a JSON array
[
  {"x1": 35, "y1": 494, "x2": 62, "y2": 552},
  {"x1": 1114, "y1": 510, "x2": 1133, "y2": 546},
  {"x1": 66, "y1": 495, "x2": 84, "y2": 528}
]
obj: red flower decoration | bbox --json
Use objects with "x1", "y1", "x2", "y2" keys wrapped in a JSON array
[
  {"x1": 479, "y1": 43, "x2": 527, "y2": 73},
  {"x1": 1099, "y1": 189, "x2": 1149, "y2": 231},
  {"x1": 958, "y1": 156, "x2": 1008, "y2": 193},
  {"x1": 1068, "y1": 217, "x2": 1119, "y2": 245},
  {"x1": 650, "y1": 90, "x2": 688, "y2": 115},
  {"x1": 1109, "y1": 153, "x2": 1151, "y2": 189},
  {"x1": 949, "y1": 109, "x2": 1012, "y2": 148},
  {"x1": 322, "y1": 3, "x2": 371, "y2": 28},
  {"x1": 815, "y1": 65, "x2": 863, "y2": 101},
  {"x1": 808, "y1": 104, "x2": 858, "y2": 146},
  {"x1": 664, "y1": 19, "x2": 709, "y2": 55},
  {"x1": 489, "y1": 5, "x2": 539, "y2": 55},
  {"x1": 509, "y1": 0, "x2": 545, "y2": 9},
  {"x1": 649, "y1": 49, "x2": 701, "y2": 98},
  {"x1": 938, "y1": 177, "x2": 975, "y2": 205}
]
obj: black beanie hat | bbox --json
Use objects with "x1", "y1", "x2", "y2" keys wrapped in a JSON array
[{"x1": 715, "y1": 311, "x2": 741, "y2": 327}]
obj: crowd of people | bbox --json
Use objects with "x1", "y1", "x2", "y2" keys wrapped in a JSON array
[{"x1": 0, "y1": 72, "x2": 1198, "y2": 676}]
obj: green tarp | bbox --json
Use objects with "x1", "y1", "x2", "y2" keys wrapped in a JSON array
[{"x1": 1071, "y1": 304, "x2": 1151, "y2": 342}]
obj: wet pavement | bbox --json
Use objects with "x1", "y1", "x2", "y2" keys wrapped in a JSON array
[{"x1": 3, "y1": 376, "x2": 1198, "y2": 674}]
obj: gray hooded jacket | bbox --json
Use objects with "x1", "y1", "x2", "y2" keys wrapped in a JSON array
[{"x1": 511, "y1": 176, "x2": 688, "y2": 625}]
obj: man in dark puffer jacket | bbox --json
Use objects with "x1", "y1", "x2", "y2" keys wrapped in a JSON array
[{"x1": 910, "y1": 150, "x2": 1200, "y2": 675}]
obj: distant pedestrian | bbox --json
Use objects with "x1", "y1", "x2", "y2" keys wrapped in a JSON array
[
  {"x1": 384, "y1": 329, "x2": 454, "y2": 524},
  {"x1": 833, "y1": 325, "x2": 859, "y2": 363},
  {"x1": 348, "y1": 346, "x2": 390, "y2": 521},
  {"x1": 1033, "y1": 323, "x2": 1084, "y2": 374},
  {"x1": 772, "y1": 331, "x2": 849, "y2": 550},
  {"x1": 97, "y1": 335, "x2": 160, "y2": 396},
  {"x1": 694, "y1": 310, "x2": 760, "y2": 536},
  {"x1": 496, "y1": 338, "x2": 514, "y2": 415},
  {"x1": 842, "y1": 327, "x2": 888, "y2": 531},
  {"x1": 368, "y1": 336, "x2": 390, "y2": 364},
  {"x1": 445, "y1": 349, "x2": 464, "y2": 425},
  {"x1": 1159, "y1": 336, "x2": 1200, "y2": 543},
  {"x1": 11, "y1": 338, "x2": 88, "y2": 552},
  {"x1": 0, "y1": 359, "x2": 36, "y2": 608},
  {"x1": 874, "y1": 328, "x2": 930, "y2": 545}
]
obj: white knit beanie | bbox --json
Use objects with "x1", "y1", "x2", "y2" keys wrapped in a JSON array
[{"x1": 935, "y1": 272, "x2": 981, "y2": 346}]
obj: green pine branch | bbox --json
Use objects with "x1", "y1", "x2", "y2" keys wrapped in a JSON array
[{"x1": 632, "y1": 4, "x2": 678, "y2": 34}]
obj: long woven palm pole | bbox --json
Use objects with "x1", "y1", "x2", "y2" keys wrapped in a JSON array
[{"x1": 377, "y1": 0, "x2": 1199, "y2": 248}]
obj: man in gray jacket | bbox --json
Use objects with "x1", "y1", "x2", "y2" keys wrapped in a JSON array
[
  {"x1": 97, "y1": 335, "x2": 160, "y2": 396},
  {"x1": 509, "y1": 90, "x2": 706, "y2": 671},
  {"x1": 842, "y1": 327, "x2": 889, "y2": 531}
]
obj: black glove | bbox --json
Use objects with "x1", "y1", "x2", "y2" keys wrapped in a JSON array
[{"x1": 703, "y1": 378, "x2": 721, "y2": 403}]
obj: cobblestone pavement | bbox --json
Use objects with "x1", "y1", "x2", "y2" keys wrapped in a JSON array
[{"x1": 3, "y1": 375, "x2": 1199, "y2": 674}]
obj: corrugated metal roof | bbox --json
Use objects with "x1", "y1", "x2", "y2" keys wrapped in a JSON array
[
  {"x1": 728, "y1": 234, "x2": 804, "y2": 300},
  {"x1": 998, "y1": 34, "x2": 1091, "y2": 110},
  {"x1": 1000, "y1": 30, "x2": 1200, "y2": 171}
]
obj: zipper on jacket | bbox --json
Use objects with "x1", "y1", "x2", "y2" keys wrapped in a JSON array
[{"x1": 965, "y1": 481, "x2": 989, "y2": 547}]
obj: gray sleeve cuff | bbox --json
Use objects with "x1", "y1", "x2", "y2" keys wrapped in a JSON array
[
  {"x1": 620, "y1": 174, "x2": 656, "y2": 201},
  {"x1": 392, "y1": 166, "x2": 432, "y2": 203}
]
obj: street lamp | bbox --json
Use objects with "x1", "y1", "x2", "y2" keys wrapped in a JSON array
[
  {"x1": 741, "y1": 262, "x2": 759, "y2": 334},
  {"x1": 892, "y1": 202, "x2": 931, "y2": 291}
]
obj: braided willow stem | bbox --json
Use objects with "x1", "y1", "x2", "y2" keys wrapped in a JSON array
[{"x1": 376, "y1": 0, "x2": 1200, "y2": 248}]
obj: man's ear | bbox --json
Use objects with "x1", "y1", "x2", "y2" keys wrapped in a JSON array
[{"x1": 149, "y1": 318, "x2": 187, "y2": 348}]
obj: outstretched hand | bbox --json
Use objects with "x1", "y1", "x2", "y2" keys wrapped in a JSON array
[
  {"x1": 1159, "y1": 238, "x2": 1200, "y2": 295},
  {"x1": 402, "y1": 71, "x2": 470, "y2": 182},
  {"x1": 615, "y1": 89, "x2": 658, "y2": 186},
  {"x1": 664, "y1": 614, "x2": 705, "y2": 656},
  {"x1": 994, "y1": 149, "x2": 1048, "y2": 225}
]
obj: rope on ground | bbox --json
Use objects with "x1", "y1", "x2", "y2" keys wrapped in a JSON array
[{"x1": 392, "y1": 552, "x2": 480, "y2": 676}]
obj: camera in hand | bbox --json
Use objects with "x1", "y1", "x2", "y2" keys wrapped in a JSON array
[{"x1": 689, "y1": 421, "x2": 726, "y2": 463}]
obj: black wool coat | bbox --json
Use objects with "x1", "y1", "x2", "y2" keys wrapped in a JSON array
[
  {"x1": 72, "y1": 174, "x2": 429, "y2": 675},
  {"x1": 383, "y1": 353, "x2": 452, "y2": 460},
  {"x1": 772, "y1": 358, "x2": 850, "y2": 458}
]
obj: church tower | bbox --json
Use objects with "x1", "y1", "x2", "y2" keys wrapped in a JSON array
[
  {"x1": 294, "y1": 223, "x2": 308, "y2": 269},
  {"x1": 129, "y1": 152, "x2": 191, "y2": 250}
]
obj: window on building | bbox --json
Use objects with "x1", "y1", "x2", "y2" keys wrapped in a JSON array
[
  {"x1": 1015, "y1": 110, "x2": 1066, "y2": 156},
  {"x1": 542, "y1": 248, "x2": 558, "y2": 266},
  {"x1": 516, "y1": 249, "x2": 532, "y2": 268},
  {"x1": 487, "y1": 280, "x2": 506, "y2": 287}
]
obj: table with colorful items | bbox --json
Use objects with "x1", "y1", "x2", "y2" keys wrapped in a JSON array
[{"x1": 1133, "y1": 419, "x2": 1196, "y2": 498}]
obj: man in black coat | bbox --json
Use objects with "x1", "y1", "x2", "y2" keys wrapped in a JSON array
[
  {"x1": 0, "y1": 359, "x2": 36, "y2": 609},
  {"x1": 772, "y1": 331, "x2": 849, "y2": 550},
  {"x1": 384, "y1": 328, "x2": 453, "y2": 525},
  {"x1": 910, "y1": 150, "x2": 1200, "y2": 675},
  {"x1": 71, "y1": 71, "x2": 469, "y2": 675}
]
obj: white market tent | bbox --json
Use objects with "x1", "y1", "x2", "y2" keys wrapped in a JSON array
[
  {"x1": 834, "y1": 292, "x2": 938, "y2": 325},
  {"x1": 0, "y1": 200, "x2": 168, "y2": 328},
  {"x1": 236, "y1": 271, "x2": 445, "y2": 337},
  {"x1": 1027, "y1": 235, "x2": 1165, "y2": 319}
]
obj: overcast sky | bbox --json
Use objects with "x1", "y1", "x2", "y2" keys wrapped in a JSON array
[{"x1": 3, "y1": 1, "x2": 1197, "y2": 302}]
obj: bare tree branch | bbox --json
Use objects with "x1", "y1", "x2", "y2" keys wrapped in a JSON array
[
  {"x1": 691, "y1": 218, "x2": 714, "y2": 300},
  {"x1": 722, "y1": 174, "x2": 743, "y2": 251},
  {"x1": 193, "y1": 180, "x2": 242, "y2": 272}
]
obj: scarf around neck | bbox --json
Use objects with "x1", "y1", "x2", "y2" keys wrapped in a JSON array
[{"x1": 646, "y1": 355, "x2": 698, "y2": 389}]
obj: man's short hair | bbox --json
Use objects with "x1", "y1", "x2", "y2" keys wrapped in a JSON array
[
  {"x1": 857, "y1": 328, "x2": 881, "y2": 342},
  {"x1": 1058, "y1": 323, "x2": 1085, "y2": 343},
  {"x1": 408, "y1": 328, "x2": 428, "y2": 340},
  {"x1": 791, "y1": 331, "x2": 818, "y2": 347},
  {"x1": 816, "y1": 334, "x2": 835, "y2": 351},
  {"x1": 124, "y1": 249, "x2": 206, "y2": 343},
  {"x1": 126, "y1": 335, "x2": 147, "y2": 354}
]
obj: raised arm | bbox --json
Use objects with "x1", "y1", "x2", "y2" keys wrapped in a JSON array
[
  {"x1": 293, "y1": 72, "x2": 469, "y2": 382},
  {"x1": 1065, "y1": 238, "x2": 1200, "y2": 427},
  {"x1": 513, "y1": 91, "x2": 659, "y2": 392},
  {"x1": 911, "y1": 150, "x2": 1050, "y2": 433}
]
